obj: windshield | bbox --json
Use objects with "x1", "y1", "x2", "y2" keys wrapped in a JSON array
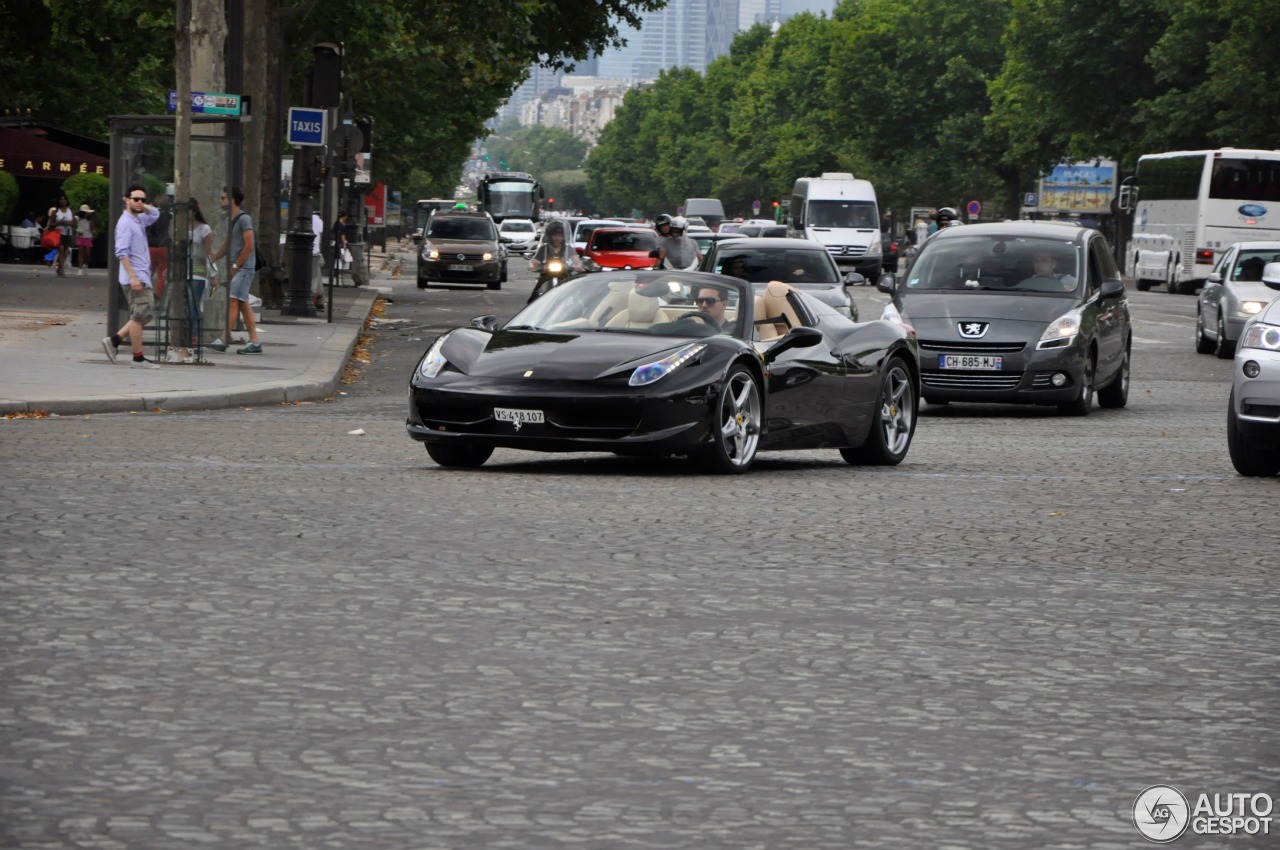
[
  {"x1": 427, "y1": 218, "x2": 494, "y2": 241},
  {"x1": 807, "y1": 200, "x2": 877, "y2": 229},
  {"x1": 508, "y1": 271, "x2": 748, "y2": 338},
  {"x1": 574, "y1": 221, "x2": 623, "y2": 244},
  {"x1": 710, "y1": 247, "x2": 838, "y2": 283},
  {"x1": 907, "y1": 236, "x2": 1080, "y2": 294},
  {"x1": 502, "y1": 221, "x2": 535, "y2": 234},
  {"x1": 484, "y1": 181, "x2": 537, "y2": 216},
  {"x1": 1231, "y1": 249, "x2": 1280, "y2": 281}
]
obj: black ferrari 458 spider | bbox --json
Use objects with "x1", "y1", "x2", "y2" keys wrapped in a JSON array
[{"x1": 406, "y1": 270, "x2": 920, "y2": 473}]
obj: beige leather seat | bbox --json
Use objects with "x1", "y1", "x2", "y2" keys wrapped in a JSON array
[
  {"x1": 606, "y1": 288, "x2": 663, "y2": 329},
  {"x1": 755, "y1": 280, "x2": 802, "y2": 340}
]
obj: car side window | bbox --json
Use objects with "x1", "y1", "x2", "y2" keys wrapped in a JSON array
[{"x1": 1087, "y1": 237, "x2": 1117, "y2": 295}]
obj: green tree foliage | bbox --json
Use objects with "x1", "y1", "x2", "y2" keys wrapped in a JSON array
[
  {"x1": 60, "y1": 173, "x2": 111, "y2": 234},
  {"x1": 485, "y1": 126, "x2": 589, "y2": 175},
  {"x1": 0, "y1": 171, "x2": 18, "y2": 224}
]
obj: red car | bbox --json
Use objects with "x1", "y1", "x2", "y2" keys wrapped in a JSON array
[{"x1": 583, "y1": 227, "x2": 661, "y2": 271}]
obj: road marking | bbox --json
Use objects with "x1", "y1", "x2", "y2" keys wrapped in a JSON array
[{"x1": 1133, "y1": 337, "x2": 1172, "y2": 345}]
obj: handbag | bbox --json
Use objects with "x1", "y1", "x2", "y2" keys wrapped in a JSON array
[
  {"x1": 341, "y1": 247, "x2": 353, "y2": 265},
  {"x1": 39, "y1": 229, "x2": 60, "y2": 250}
]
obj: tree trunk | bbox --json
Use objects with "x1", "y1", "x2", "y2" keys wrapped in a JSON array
[{"x1": 243, "y1": 0, "x2": 285, "y2": 308}]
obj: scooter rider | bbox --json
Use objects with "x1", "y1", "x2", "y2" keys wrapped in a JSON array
[
  {"x1": 527, "y1": 219, "x2": 582, "y2": 302},
  {"x1": 928, "y1": 206, "x2": 961, "y2": 236},
  {"x1": 657, "y1": 215, "x2": 703, "y2": 270}
]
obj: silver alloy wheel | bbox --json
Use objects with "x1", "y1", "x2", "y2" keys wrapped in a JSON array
[
  {"x1": 717, "y1": 370, "x2": 761, "y2": 468},
  {"x1": 879, "y1": 363, "x2": 914, "y2": 456}
]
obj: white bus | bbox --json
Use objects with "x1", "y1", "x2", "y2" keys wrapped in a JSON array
[{"x1": 1124, "y1": 148, "x2": 1280, "y2": 294}]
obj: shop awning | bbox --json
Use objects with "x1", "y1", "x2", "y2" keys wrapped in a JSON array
[{"x1": 0, "y1": 125, "x2": 110, "y2": 179}]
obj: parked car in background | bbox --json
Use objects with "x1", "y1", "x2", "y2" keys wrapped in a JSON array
[
  {"x1": 583, "y1": 227, "x2": 661, "y2": 271},
  {"x1": 702, "y1": 236, "x2": 861, "y2": 321},
  {"x1": 1227, "y1": 261, "x2": 1280, "y2": 476},
  {"x1": 572, "y1": 219, "x2": 626, "y2": 256},
  {"x1": 498, "y1": 218, "x2": 538, "y2": 258},
  {"x1": 417, "y1": 211, "x2": 505, "y2": 290},
  {"x1": 1196, "y1": 241, "x2": 1280, "y2": 358},
  {"x1": 879, "y1": 221, "x2": 1130, "y2": 415}
]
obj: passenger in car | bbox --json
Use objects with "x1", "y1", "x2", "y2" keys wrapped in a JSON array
[{"x1": 1236, "y1": 256, "x2": 1265, "y2": 281}]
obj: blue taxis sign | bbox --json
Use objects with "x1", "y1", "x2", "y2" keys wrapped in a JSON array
[{"x1": 287, "y1": 107, "x2": 327, "y2": 147}]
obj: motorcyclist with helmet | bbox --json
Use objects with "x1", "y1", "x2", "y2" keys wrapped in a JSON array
[
  {"x1": 657, "y1": 215, "x2": 703, "y2": 270},
  {"x1": 527, "y1": 219, "x2": 582, "y2": 302},
  {"x1": 928, "y1": 206, "x2": 961, "y2": 236}
]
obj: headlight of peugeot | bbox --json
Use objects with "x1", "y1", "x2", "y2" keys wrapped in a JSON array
[
  {"x1": 417, "y1": 336, "x2": 449, "y2": 379},
  {"x1": 1241, "y1": 323, "x2": 1280, "y2": 352},
  {"x1": 1240, "y1": 301, "x2": 1266, "y2": 316},
  {"x1": 1037, "y1": 307, "x2": 1083, "y2": 349},
  {"x1": 628, "y1": 343, "x2": 706, "y2": 387}
]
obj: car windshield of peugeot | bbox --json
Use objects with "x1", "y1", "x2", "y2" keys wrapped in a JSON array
[{"x1": 904, "y1": 235, "x2": 1080, "y2": 295}]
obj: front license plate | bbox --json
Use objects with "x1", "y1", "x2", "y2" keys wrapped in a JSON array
[
  {"x1": 447, "y1": 263, "x2": 473, "y2": 271},
  {"x1": 939, "y1": 354, "x2": 1002, "y2": 370},
  {"x1": 494, "y1": 407, "x2": 544, "y2": 423}
]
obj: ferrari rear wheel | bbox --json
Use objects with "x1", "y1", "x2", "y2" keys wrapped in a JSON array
[
  {"x1": 841, "y1": 358, "x2": 916, "y2": 465},
  {"x1": 425, "y1": 443, "x2": 493, "y2": 468},
  {"x1": 701, "y1": 367, "x2": 761, "y2": 474}
]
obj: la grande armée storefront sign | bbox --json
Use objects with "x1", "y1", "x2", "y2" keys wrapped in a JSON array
[{"x1": 0, "y1": 158, "x2": 107, "y2": 178}]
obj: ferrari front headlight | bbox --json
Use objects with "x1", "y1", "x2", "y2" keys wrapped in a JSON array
[
  {"x1": 628, "y1": 343, "x2": 706, "y2": 387},
  {"x1": 417, "y1": 336, "x2": 449, "y2": 379}
]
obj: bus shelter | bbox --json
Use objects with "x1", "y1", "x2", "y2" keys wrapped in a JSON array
[{"x1": 107, "y1": 115, "x2": 242, "y2": 363}]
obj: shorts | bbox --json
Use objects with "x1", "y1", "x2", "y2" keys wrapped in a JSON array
[
  {"x1": 229, "y1": 266, "x2": 255, "y2": 302},
  {"x1": 125, "y1": 286, "x2": 155, "y2": 323},
  {"x1": 75, "y1": 237, "x2": 93, "y2": 250}
]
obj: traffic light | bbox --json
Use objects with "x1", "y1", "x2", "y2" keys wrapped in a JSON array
[
  {"x1": 499, "y1": 160, "x2": 507, "y2": 169},
  {"x1": 547, "y1": 197, "x2": 555, "y2": 209}
]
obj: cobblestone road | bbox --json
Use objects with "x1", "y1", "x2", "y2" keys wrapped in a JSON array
[{"x1": 1, "y1": 266, "x2": 1276, "y2": 848}]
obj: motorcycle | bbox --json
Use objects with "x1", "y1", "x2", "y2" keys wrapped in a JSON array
[{"x1": 527, "y1": 256, "x2": 573, "y2": 303}]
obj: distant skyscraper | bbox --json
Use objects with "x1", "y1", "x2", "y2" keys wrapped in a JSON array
[{"x1": 596, "y1": 0, "x2": 709, "y2": 79}]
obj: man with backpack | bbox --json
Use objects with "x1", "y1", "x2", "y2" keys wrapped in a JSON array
[{"x1": 209, "y1": 187, "x2": 263, "y2": 354}]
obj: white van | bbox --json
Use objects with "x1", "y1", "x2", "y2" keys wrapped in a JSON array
[
  {"x1": 682, "y1": 198, "x2": 726, "y2": 231},
  {"x1": 788, "y1": 173, "x2": 882, "y2": 277}
]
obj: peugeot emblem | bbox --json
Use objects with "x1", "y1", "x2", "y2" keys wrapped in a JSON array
[{"x1": 958, "y1": 321, "x2": 989, "y2": 338}]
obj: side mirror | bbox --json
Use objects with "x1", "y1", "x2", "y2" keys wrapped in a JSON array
[
  {"x1": 763, "y1": 326, "x2": 823, "y2": 363},
  {"x1": 843, "y1": 271, "x2": 865, "y2": 287},
  {"x1": 876, "y1": 273, "x2": 896, "y2": 294},
  {"x1": 1262, "y1": 262, "x2": 1280, "y2": 291},
  {"x1": 1100, "y1": 277, "x2": 1126, "y2": 298},
  {"x1": 1207, "y1": 271, "x2": 1222, "y2": 284},
  {"x1": 648, "y1": 249, "x2": 661, "y2": 258},
  {"x1": 470, "y1": 315, "x2": 498, "y2": 332},
  {"x1": 412, "y1": 233, "x2": 422, "y2": 243}
]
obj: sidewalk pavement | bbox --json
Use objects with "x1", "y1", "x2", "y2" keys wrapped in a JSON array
[{"x1": 0, "y1": 261, "x2": 391, "y2": 416}]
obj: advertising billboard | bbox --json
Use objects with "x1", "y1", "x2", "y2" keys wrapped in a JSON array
[{"x1": 1038, "y1": 161, "x2": 1117, "y2": 213}]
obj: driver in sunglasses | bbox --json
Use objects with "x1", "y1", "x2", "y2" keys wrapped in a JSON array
[{"x1": 693, "y1": 285, "x2": 732, "y2": 332}]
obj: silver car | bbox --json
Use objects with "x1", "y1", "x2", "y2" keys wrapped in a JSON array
[
  {"x1": 1228, "y1": 261, "x2": 1280, "y2": 476},
  {"x1": 1197, "y1": 241, "x2": 1280, "y2": 358}
]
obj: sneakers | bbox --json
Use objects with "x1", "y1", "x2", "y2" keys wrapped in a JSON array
[
  {"x1": 130, "y1": 357, "x2": 161, "y2": 369},
  {"x1": 77, "y1": 267, "x2": 85, "y2": 276},
  {"x1": 208, "y1": 338, "x2": 228, "y2": 352},
  {"x1": 101, "y1": 336, "x2": 118, "y2": 363},
  {"x1": 237, "y1": 341, "x2": 263, "y2": 355}
]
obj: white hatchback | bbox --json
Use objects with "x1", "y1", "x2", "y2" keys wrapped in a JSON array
[
  {"x1": 498, "y1": 218, "x2": 538, "y2": 257},
  {"x1": 1228, "y1": 261, "x2": 1280, "y2": 475}
]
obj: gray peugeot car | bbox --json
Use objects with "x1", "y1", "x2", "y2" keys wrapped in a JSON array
[{"x1": 878, "y1": 221, "x2": 1130, "y2": 415}]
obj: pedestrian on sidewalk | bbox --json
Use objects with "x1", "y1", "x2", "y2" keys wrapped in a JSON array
[
  {"x1": 312, "y1": 210, "x2": 325, "y2": 309},
  {"x1": 167, "y1": 197, "x2": 217, "y2": 363},
  {"x1": 146, "y1": 193, "x2": 172, "y2": 299},
  {"x1": 331, "y1": 211, "x2": 349, "y2": 280},
  {"x1": 209, "y1": 187, "x2": 263, "y2": 355},
  {"x1": 47, "y1": 195, "x2": 74, "y2": 276},
  {"x1": 102, "y1": 185, "x2": 162, "y2": 369},
  {"x1": 74, "y1": 205, "x2": 94, "y2": 275}
]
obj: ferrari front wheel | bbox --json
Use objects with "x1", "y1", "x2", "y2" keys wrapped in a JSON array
[
  {"x1": 841, "y1": 358, "x2": 916, "y2": 466},
  {"x1": 701, "y1": 367, "x2": 761, "y2": 474},
  {"x1": 425, "y1": 443, "x2": 493, "y2": 468}
]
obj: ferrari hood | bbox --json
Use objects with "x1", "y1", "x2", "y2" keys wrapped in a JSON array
[
  {"x1": 444, "y1": 328, "x2": 697, "y2": 381},
  {"x1": 898, "y1": 291, "x2": 1074, "y2": 323}
]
